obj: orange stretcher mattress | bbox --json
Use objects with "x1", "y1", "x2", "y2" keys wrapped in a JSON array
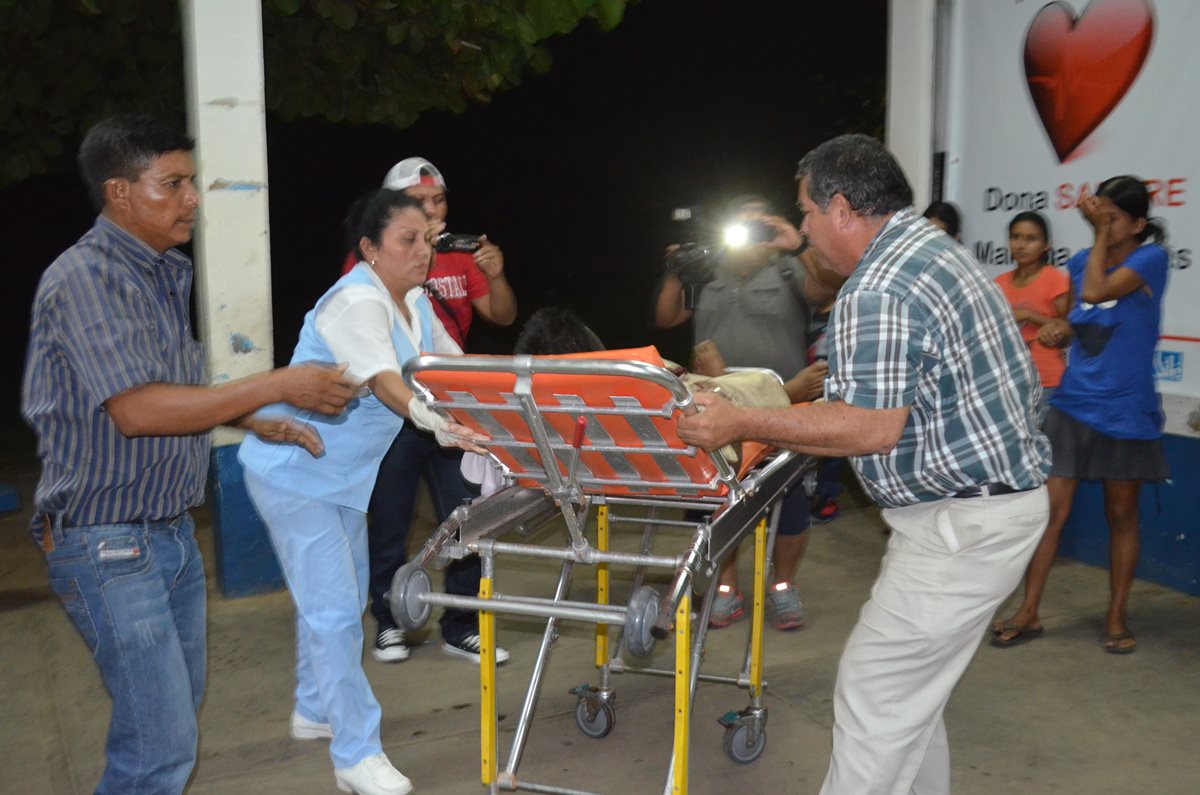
[{"x1": 407, "y1": 346, "x2": 772, "y2": 499}]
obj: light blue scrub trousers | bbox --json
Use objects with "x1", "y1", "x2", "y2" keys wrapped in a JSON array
[{"x1": 244, "y1": 469, "x2": 382, "y2": 769}]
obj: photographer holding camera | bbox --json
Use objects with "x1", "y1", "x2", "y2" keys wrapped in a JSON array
[
  {"x1": 355, "y1": 157, "x2": 517, "y2": 666},
  {"x1": 382, "y1": 158, "x2": 516, "y2": 342},
  {"x1": 655, "y1": 194, "x2": 840, "y2": 630}
]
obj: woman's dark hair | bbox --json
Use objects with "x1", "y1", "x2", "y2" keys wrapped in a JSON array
[
  {"x1": 513, "y1": 308, "x2": 606, "y2": 356},
  {"x1": 922, "y1": 201, "x2": 962, "y2": 239},
  {"x1": 1008, "y1": 211, "x2": 1050, "y2": 241},
  {"x1": 78, "y1": 114, "x2": 194, "y2": 212},
  {"x1": 795, "y1": 134, "x2": 913, "y2": 217},
  {"x1": 342, "y1": 189, "x2": 425, "y2": 260},
  {"x1": 1096, "y1": 175, "x2": 1167, "y2": 244}
]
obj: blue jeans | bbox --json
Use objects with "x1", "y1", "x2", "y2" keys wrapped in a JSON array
[
  {"x1": 367, "y1": 422, "x2": 480, "y2": 641},
  {"x1": 814, "y1": 457, "x2": 845, "y2": 504},
  {"x1": 44, "y1": 514, "x2": 206, "y2": 795},
  {"x1": 687, "y1": 483, "x2": 811, "y2": 537},
  {"x1": 776, "y1": 483, "x2": 812, "y2": 536}
]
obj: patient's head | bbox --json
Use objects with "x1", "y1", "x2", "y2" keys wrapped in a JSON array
[{"x1": 513, "y1": 308, "x2": 605, "y2": 356}]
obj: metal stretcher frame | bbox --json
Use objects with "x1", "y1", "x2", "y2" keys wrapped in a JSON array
[{"x1": 391, "y1": 348, "x2": 810, "y2": 795}]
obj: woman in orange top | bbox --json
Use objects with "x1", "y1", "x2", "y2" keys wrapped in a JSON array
[{"x1": 994, "y1": 211, "x2": 1069, "y2": 423}]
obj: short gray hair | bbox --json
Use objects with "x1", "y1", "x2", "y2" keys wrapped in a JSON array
[{"x1": 796, "y1": 134, "x2": 912, "y2": 217}]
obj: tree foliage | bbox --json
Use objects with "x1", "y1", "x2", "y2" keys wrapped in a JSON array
[{"x1": 0, "y1": 0, "x2": 632, "y2": 186}]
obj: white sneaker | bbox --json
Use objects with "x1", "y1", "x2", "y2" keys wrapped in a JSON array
[
  {"x1": 335, "y1": 753, "x2": 413, "y2": 795},
  {"x1": 372, "y1": 626, "x2": 410, "y2": 663},
  {"x1": 290, "y1": 710, "x2": 333, "y2": 741},
  {"x1": 442, "y1": 633, "x2": 510, "y2": 664}
]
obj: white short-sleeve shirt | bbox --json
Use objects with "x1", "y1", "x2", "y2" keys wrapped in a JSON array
[{"x1": 314, "y1": 263, "x2": 461, "y2": 383}]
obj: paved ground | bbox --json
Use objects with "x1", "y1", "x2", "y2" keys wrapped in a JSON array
[{"x1": 2, "y1": 464, "x2": 1198, "y2": 794}]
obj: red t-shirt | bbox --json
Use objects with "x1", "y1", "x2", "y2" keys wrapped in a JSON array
[
  {"x1": 340, "y1": 251, "x2": 489, "y2": 348},
  {"x1": 425, "y1": 252, "x2": 489, "y2": 347},
  {"x1": 994, "y1": 266, "x2": 1070, "y2": 388}
]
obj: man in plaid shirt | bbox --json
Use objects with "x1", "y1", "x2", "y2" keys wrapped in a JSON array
[{"x1": 679, "y1": 134, "x2": 1050, "y2": 795}]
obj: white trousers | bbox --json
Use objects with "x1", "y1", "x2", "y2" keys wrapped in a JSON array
[
  {"x1": 819, "y1": 487, "x2": 1048, "y2": 795},
  {"x1": 244, "y1": 470, "x2": 382, "y2": 770}
]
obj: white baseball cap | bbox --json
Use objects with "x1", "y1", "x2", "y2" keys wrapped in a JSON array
[{"x1": 382, "y1": 157, "x2": 447, "y2": 191}]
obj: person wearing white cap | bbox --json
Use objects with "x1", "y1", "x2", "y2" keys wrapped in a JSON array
[
  {"x1": 365, "y1": 157, "x2": 517, "y2": 665},
  {"x1": 380, "y1": 157, "x2": 516, "y2": 341}
]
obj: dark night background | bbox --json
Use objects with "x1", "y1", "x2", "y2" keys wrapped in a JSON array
[{"x1": 0, "y1": 0, "x2": 888, "y2": 458}]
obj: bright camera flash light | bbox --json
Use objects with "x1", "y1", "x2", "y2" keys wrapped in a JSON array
[{"x1": 723, "y1": 223, "x2": 750, "y2": 247}]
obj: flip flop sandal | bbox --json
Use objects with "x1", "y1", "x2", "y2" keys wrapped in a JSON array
[
  {"x1": 990, "y1": 624, "x2": 1045, "y2": 648},
  {"x1": 1103, "y1": 630, "x2": 1137, "y2": 654},
  {"x1": 989, "y1": 618, "x2": 1033, "y2": 636}
]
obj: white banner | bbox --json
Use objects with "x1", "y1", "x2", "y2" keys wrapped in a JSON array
[{"x1": 942, "y1": 0, "x2": 1199, "y2": 416}]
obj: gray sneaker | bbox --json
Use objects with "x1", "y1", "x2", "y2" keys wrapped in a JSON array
[
  {"x1": 767, "y1": 583, "x2": 807, "y2": 631},
  {"x1": 708, "y1": 586, "x2": 745, "y2": 628}
]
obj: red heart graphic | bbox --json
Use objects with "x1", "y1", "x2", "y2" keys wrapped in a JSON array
[{"x1": 1024, "y1": 0, "x2": 1154, "y2": 161}]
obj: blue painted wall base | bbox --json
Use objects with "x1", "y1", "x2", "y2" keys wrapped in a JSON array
[
  {"x1": 0, "y1": 482, "x2": 20, "y2": 514},
  {"x1": 206, "y1": 433, "x2": 1196, "y2": 598},
  {"x1": 0, "y1": 482, "x2": 20, "y2": 513},
  {"x1": 1059, "y1": 433, "x2": 1200, "y2": 596},
  {"x1": 208, "y1": 444, "x2": 284, "y2": 597}
]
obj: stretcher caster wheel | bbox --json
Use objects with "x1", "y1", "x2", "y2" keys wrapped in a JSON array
[
  {"x1": 574, "y1": 698, "x2": 616, "y2": 739},
  {"x1": 624, "y1": 585, "x2": 660, "y2": 659},
  {"x1": 388, "y1": 561, "x2": 432, "y2": 631},
  {"x1": 722, "y1": 723, "x2": 766, "y2": 764}
]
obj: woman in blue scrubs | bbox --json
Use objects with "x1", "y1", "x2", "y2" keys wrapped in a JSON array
[{"x1": 240, "y1": 189, "x2": 477, "y2": 795}]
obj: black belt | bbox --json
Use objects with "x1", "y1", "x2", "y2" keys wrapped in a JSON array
[
  {"x1": 952, "y1": 483, "x2": 1035, "y2": 499},
  {"x1": 41, "y1": 513, "x2": 184, "y2": 530}
]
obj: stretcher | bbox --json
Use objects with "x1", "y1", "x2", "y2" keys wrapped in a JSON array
[{"x1": 389, "y1": 346, "x2": 811, "y2": 795}]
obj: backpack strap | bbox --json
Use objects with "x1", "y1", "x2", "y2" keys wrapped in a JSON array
[{"x1": 424, "y1": 281, "x2": 467, "y2": 346}]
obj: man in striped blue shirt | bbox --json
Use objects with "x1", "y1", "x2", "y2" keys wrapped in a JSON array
[
  {"x1": 679, "y1": 134, "x2": 1051, "y2": 795},
  {"x1": 21, "y1": 114, "x2": 357, "y2": 795}
]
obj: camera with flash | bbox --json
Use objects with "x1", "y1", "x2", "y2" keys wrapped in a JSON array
[
  {"x1": 664, "y1": 208, "x2": 779, "y2": 308},
  {"x1": 664, "y1": 210, "x2": 777, "y2": 281},
  {"x1": 721, "y1": 218, "x2": 777, "y2": 247}
]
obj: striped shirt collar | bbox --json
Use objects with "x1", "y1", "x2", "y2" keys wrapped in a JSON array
[
  {"x1": 93, "y1": 213, "x2": 193, "y2": 274},
  {"x1": 859, "y1": 208, "x2": 914, "y2": 266}
]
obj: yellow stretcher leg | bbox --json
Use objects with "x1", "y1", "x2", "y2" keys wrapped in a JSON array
[
  {"x1": 750, "y1": 517, "x2": 767, "y2": 700},
  {"x1": 595, "y1": 505, "x2": 610, "y2": 668},
  {"x1": 672, "y1": 592, "x2": 691, "y2": 794},
  {"x1": 480, "y1": 576, "x2": 497, "y2": 786}
]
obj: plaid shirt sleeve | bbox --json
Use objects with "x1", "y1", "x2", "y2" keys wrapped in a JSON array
[{"x1": 826, "y1": 289, "x2": 925, "y2": 411}]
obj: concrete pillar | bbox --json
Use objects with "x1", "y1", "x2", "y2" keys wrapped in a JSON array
[
  {"x1": 886, "y1": 0, "x2": 939, "y2": 209},
  {"x1": 182, "y1": 1, "x2": 283, "y2": 596}
]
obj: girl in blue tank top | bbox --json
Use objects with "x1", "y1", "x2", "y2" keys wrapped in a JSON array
[{"x1": 991, "y1": 176, "x2": 1169, "y2": 656}]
